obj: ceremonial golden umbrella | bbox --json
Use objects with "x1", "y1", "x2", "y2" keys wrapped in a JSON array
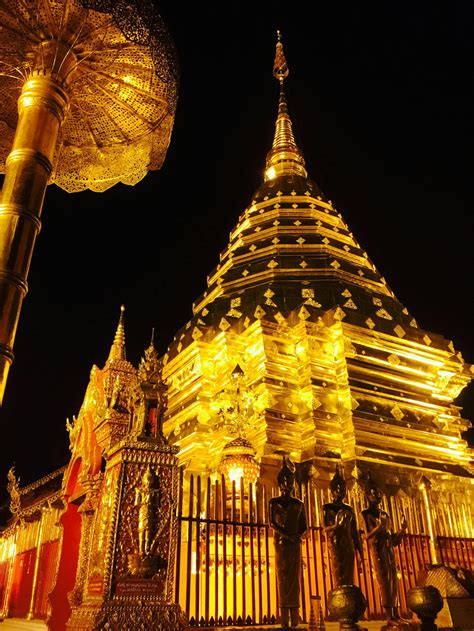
[{"x1": 0, "y1": 0, "x2": 178, "y2": 402}]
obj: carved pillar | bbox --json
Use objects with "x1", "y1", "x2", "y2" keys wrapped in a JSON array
[
  {"x1": 66, "y1": 438, "x2": 188, "y2": 630},
  {"x1": 68, "y1": 475, "x2": 103, "y2": 609},
  {"x1": 26, "y1": 507, "x2": 47, "y2": 619}
]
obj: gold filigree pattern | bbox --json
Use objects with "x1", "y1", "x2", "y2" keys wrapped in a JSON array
[{"x1": 0, "y1": 0, "x2": 178, "y2": 192}]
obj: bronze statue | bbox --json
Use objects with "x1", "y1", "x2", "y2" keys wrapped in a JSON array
[
  {"x1": 323, "y1": 465, "x2": 363, "y2": 586},
  {"x1": 362, "y1": 474, "x2": 408, "y2": 625},
  {"x1": 269, "y1": 457, "x2": 308, "y2": 629},
  {"x1": 135, "y1": 466, "x2": 161, "y2": 556}
]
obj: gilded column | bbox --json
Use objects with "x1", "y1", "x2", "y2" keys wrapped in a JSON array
[
  {"x1": 418, "y1": 476, "x2": 439, "y2": 565},
  {"x1": 0, "y1": 42, "x2": 75, "y2": 403},
  {"x1": 26, "y1": 507, "x2": 47, "y2": 620}
]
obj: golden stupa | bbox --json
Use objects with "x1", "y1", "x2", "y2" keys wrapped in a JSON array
[{"x1": 0, "y1": 33, "x2": 472, "y2": 630}]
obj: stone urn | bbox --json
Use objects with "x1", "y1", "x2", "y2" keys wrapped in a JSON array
[
  {"x1": 328, "y1": 585, "x2": 367, "y2": 630},
  {"x1": 407, "y1": 586, "x2": 443, "y2": 630}
]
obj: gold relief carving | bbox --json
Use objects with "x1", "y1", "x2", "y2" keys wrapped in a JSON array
[
  {"x1": 333, "y1": 307, "x2": 346, "y2": 321},
  {"x1": 388, "y1": 353, "x2": 401, "y2": 366},
  {"x1": 344, "y1": 299, "x2": 357, "y2": 310},
  {"x1": 87, "y1": 466, "x2": 119, "y2": 592},
  {"x1": 365, "y1": 317, "x2": 375, "y2": 329},
  {"x1": 394, "y1": 324, "x2": 406, "y2": 338},
  {"x1": 66, "y1": 416, "x2": 80, "y2": 451},
  {"x1": 7, "y1": 467, "x2": 21, "y2": 517},
  {"x1": 191, "y1": 327, "x2": 203, "y2": 340},
  {"x1": 423, "y1": 334, "x2": 432, "y2": 346},
  {"x1": 376, "y1": 308, "x2": 392, "y2": 320},
  {"x1": 18, "y1": 466, "x2": 65, "y2": 496},
  {"x1": 170, "y1": 359, "x2": 200, "y2": 392},
  {"x1": 343, "y1": 339, "x2": 357, "y2": 357},
  {"x1": 210, "y1": 366, "x2": 269, "y2": 440},
  {"x1": 98, "y1": 603, "x2": 188, "y2": 631},
  {"x1": 114, "y1": 462, "x2": 175, "y2": 597},
  {"x1": 391, "y1": 405, "x2": 405, "y2": 421},
  {"x1": 219, "y1": 317, "x2": 231, "y2": 331},
  {"x1": 137, "y1": 340, "x2": 160, "y2": 384},
  {"x1": 302, "y1": 288, "x2": 322, "y2": 308},
  {"x1": 435, "y1": 371, "x2": 468, "y2": 399},
  {"x1": 69, "y1": 509, "x2": 95, "y2": 607},
  {"x1": 298, "y1": 306, "x2": 311, "y2": 320}
]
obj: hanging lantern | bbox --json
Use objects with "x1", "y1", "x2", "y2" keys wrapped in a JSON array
[{"x1": 218, "y1": 436, "x2": 260, "y2": 487}]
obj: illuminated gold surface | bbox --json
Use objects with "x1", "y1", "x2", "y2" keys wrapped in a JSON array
[
  {"x1": 0, "y1": 35, "x2": 472, "y2": 629},
  {"x1": 0, "y1": 0, "x2": 177, "y2": 192},
  {"x1": 0, "y1": 0, "x2": 177, "y2": 404},
  {"x1": 265, "y1": 34, "x2": 307, "y2": 181},
  {"x1": 60, "y1": 317, "x2": 187, "y2": 629},
  {"x1": 160, "y1": 37, "x2": 473, "y2": 532}
]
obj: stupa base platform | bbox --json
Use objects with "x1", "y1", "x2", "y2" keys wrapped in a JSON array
[{"x1": 66, "y1": 602, "x2": 188, "y2": 631}]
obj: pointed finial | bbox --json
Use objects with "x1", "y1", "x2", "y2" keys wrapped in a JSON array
[
  {"x1": 265, "y1": 34, "x2": 307, "y2": 181},
  {"x1": 107, "y1": 305, "x2": 126, "y2": 363},
  {"x1": 273, "y1": 31, "x2": 289, "y2": 83},
  {"x1": 138, "y1": 326, "x2": 160, "y2": 381}
]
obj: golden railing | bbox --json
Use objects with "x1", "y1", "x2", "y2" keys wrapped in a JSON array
[{"x1": 174, "y1": 471, "x2": 454, "y2": 627}]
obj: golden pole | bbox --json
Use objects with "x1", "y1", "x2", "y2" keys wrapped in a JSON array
[
  {"x1": 418, "y1": 478, "x2": 439, "y2": 564},
  {"x1": 0, "y1": 42, "x2": 75, "y2": 403},
  {"x1": 2, "y1": 527, "x2": 19, "y2": 618},
  {"x1": 26, "y1": 507, "x2": 47, "y2": 620}
]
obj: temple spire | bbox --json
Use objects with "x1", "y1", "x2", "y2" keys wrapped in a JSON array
[
  {"x1": 264, "y1": 32, "x2": 307, "y2": 181},
  {"x1": 107, "y1": 305, "x2": 126, "y2": 362}
]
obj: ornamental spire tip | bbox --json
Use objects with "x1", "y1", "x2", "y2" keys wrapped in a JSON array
[
  {"x1": 273, "y1": 31, "x2": 289, "y2": 82},
  {"x1": 107, "y1": 304, "x2": 126, "y2": 363},
  {"x1": 265, "y1": 34, "x2": 307, "y2": 181}
]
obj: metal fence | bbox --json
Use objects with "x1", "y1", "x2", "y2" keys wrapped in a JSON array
[{"x1": 175, "y1": 471, "x2": 441, "y2": 627}]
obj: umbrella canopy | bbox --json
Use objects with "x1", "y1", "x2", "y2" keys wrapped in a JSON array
[
  {"x1": 0, "y1": 0, "x2": 178, "y2": 404},
  {"x1": 0, "y1": 0, "x2": 178, "y2": 191}
]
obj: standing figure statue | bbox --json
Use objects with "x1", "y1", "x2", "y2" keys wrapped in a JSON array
[
  {"x1": 323, "y1": 464, "x2": 363, "y2": 586},
  {"x1": 269, "y1": 457, "x2": 308, "y2": 629},
  {"x1": 362, "y1": 474, "x2": 409, "y2": 626},
  {"x1": 135, "y1": 466, "x2": 161, "y2": 556}
]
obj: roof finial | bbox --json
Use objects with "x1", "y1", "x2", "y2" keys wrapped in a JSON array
[
  {"x1": 273, "y1": 30, "x2": 289, "y2": 83},
  {"x1": 107, "y1": 304, "x2": 126, "y2": 362},
  {"x1": 265, "y1": 33, "x2": 307, "y2": 181},
  {"x1": 138, "y1": 326, "x2": 160, "y2": 381}
]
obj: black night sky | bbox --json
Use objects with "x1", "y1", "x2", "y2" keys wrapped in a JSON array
[{"x1": 0, "y1": 3, "x2": 472, "y2": 502}]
